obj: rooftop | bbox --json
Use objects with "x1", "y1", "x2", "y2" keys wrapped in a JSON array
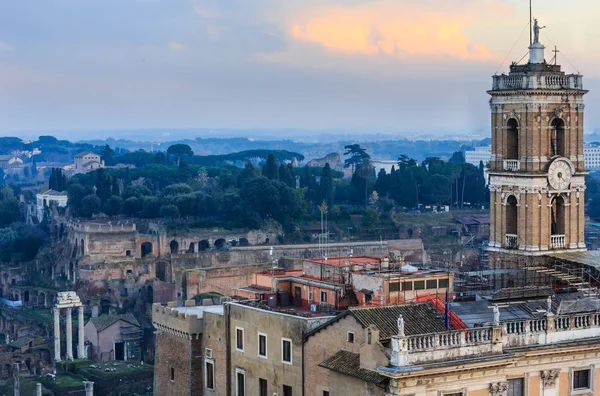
[
  {"x1": 74, "y1": 151, "x2": 96, "y2": 158},
  {"x1": 38, "y1": 189, "x2": 67, "y2": 197},
  {"x1": 319, "y1": 350, "x2": 386, "y2": 384},
  {"x1": 88, "y1": 313, "x2": 140, "y2": 332},
  {"x1": 171, "y1": 304, "x2": 224, "y2": 319}
]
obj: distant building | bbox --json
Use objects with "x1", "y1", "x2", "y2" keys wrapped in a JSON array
[
  {"x1": 73, "y1": 151, "x2": 104, "y2": 174},
  {"x1": 0, "y1": 155, "x2": 24, "y2": 174},
  {"x1": 84, "y1": 313, "x2": 141, "y2": 362},
  {"x1": 370, "y1": 160, "x2": 398, "y2": 175},
  {"x1": 585, "y1": 144, "x2": 600, "y2": 170},
  {"x1": 464, "y1": 146, "x2": 491, "y2": 167},
  {"x1": 306, "y1": 153, "x2": 344, "y2": 172},
  {"x1": 36, "y1": 189, "x2": 68, "y2": 220}
]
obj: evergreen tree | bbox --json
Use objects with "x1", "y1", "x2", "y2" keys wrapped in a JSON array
[
  {"x1": 279, "y1": 163, "x2": 295, "y2": 188},
  {"x1": 124, "y1": 167, "x2": 132, "y2": 188},
  {"x1": 300, "y1": 167, "x2": 318, "y2": 202},
  {"x1": 238, "y1": 161, "x2": 260, "y2": 187},
  {"x1": 264, "y1": 154, "x2": 279, "y2": 180},
  {"x1": 319, "y1": 163, "x2": 334, "y2": 207},
  {"x1": 374, "y1": 168, "x2": 389, "y2": 197},
  {"x1": 49, "y1": 168, "x2": 57, "y2": 190},
  {"x1": 112, "y1": 176, "x2": 120, "y2": 196}
]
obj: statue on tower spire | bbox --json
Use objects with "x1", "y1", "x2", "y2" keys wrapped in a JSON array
[{"x1": 533, "y1": 19, "x2": 545, "y2": 43}]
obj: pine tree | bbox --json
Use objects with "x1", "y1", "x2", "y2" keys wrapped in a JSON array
[
  {"x1": 264, "y1": 154, "x2": 279, "y2": 180},
  {"x1": 112, "y1": 176, "x2": 120, "y2": 196},
  {"x1": 279, "y1": 164, "x2": 295, "y2": 188},
  {"x1": 319, "y1": 163, "x2": 334, "y2": 207}
]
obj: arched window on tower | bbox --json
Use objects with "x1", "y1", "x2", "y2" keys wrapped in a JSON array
[
  {"x1": 505, "y1": 195, "x2": 518, "y2": 249},
  {"x1": 551, "y1": 196, "x2": 566, "y2": 249},
  {"x1": 551, "y1": 118, "x2": 565, "y2": 157},
  {"x1": 506, "y1": 118, "x2": 519, "y2": 160}
]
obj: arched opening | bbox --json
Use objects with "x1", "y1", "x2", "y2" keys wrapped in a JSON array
[
  {"x1": 505, "y1": 195, "x2": 518, "y2": 249},
  {"x1": 506, "y1": 118, "x2": 519, "y2": 160},
  {"x1": 141, "y1": 242, "x2": 153, "y2": 258},
  {"x1": 23, "y1": 290, "x2": 29, "y2": 303},
  {"x1": 187, "y1": 242, "x2": 196, "y2": 254},
  {"x1": 156, "y1": 261, "x2": 167, "y2": 282},
  {"x1": 169, "y1": 240, "x2": 179, "y2": 254},
  {"x1": 147, "y1": 286, "x2": 154, "y2": 303},
  {"x1": 238, "y1": 238, "x2": 249, "y2": 247},
  {"x1": 551, "y1": 118, "x2": 566, "y2": 157},
  {"x1": 551, "y1": 196, "x2": 566, "y2": 236},
  {"x1": 80, "y1": 239, "x2": 84, "y2": 256},
  {"x1": 199, "y1": 240, "x2": 210, "y2": 251},
  {"x1": 72, "y1": 239, "x2": 78, "y2": 258},
  {"x1": 214, "y1": 238, "x2": 226, "y2": 250},
  {"x1": 39, "y1": 292, "x2": 46, "y2": 307},
  {"x1": 100, "y1": 299, "x2": 111, "y2": 315}
]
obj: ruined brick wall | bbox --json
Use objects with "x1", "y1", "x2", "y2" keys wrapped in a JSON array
[
  {"x1": 154, "y1": 331, "x2": 201, "y2": 396},
  {"x1": 178, "y1": 263, "x2": 269, "y2": 299}
]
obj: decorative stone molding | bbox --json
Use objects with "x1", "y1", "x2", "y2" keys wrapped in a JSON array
[
  {"x1": 489, "y1": 381, "x2": 508, "y2": 396},
  {"x1": 541, "y1": 369, "x2": 560, "y2": 388}
]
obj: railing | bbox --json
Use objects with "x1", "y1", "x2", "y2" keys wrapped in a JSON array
[
  {"x1": 503, "y1": 160, "x2": 520, "y2": 172},
  {"x1": 551, "y1": 235, "x2": 566, "y2": 249},
  {"x1": 505, "y1": 234, "x2": 518, "y2": 249},
  {"x1": 406, "y1": 328, "x2": 492, "y2": 352},
  {"x1": 492, "y1": 74, "x2": 584, "y2": 91}
]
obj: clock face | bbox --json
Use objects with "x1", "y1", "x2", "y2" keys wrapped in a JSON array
[{"x1": 548, "y1": 159, "x2": 573, "y2": 190}]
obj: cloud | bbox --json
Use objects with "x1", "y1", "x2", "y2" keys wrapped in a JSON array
[
  {"x1": 168, "y1": 41, "x2": 186, "y2": 51},
  {"x1": 0, "y1": 40, "x2": 14, "y2": 53},
  {"x1": 195, "y1": 7, "x2": 220, "y2": 19},
  {"x1": 280, "y1": 0, "x2": 510, "y2": 62}
]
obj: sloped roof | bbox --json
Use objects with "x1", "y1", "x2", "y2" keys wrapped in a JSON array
[
  {"x1": 88, "y1": 313, "x2": 140, "y2": 332},
  {"x1": 74, "y1": 151, "x2": 96, "y2": 158},
  {"x1": 319, "y1": 350, "x2": 387, "y2": 384},
  {"x1": 8, "y1": 336, "x2": 34, "y2": 349},
  {"x1": 39, "y1": 189, "x2": 67, "y2": 197},
  {"x1": 82, "y1": 160, "x2": 102, "y2": 167},
  {"x1": 349, "y1": 303, "x2": 448, "y2": 340}
]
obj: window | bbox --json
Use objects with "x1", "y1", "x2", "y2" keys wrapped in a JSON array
[
  {"x1": 236, "y1": 327, "x2": 244, "y2": 352},
  {"x1": 347, "y1": 332, "x2": 355, "y2": 343},
  {"x1": 507, "y1": 378, "x2": 524, "y2": 396},
  {"x1": 367, "y1": 329, "x2": 372, "y2": 344},
  {"x1": 126, "y1": 250, "x2": 131, "y2": 256},
  {"x1": 414, "y1": 280, "x2": 425, "y2": 290},
  {"x1": 258, "y1": 333, "x2": 267, "y2": 358},
  {"x1": 170, "y1": 367, "x2": 175, "y2": 381},
  {"x1": 320, "y1": 291, "x2": 327, "y2": 303},
  {"x1": 308, "y1": 290, "x2": 313, "y2": 302},
  {"x1": 439, "y1": 278, "x2": 449, "y2": 288},
  {"x1": 402, "y1": 281, "x2": 413, "y2": 291},
  {"x1": 323, "y1": 392, "x2": 330, "y2": 396},
  {"x1": 259, "y1": 378, "x2": 267, "y2": 396},
  {"x1": 389, "y1": 282, "x2": 400, "y2": 292},
  {"x1": 282, "y1": 338, "x2": 292, "y2": 364},
  {"x1": 426, "y1": 279, "x2": 437, "y2": 289},
  {"x1": 573, "y1": 369, "x2": 591, "y2": 391},
  {"x1": 205, "y1": 359, "x2": 215, "y2": 390},
  {"x1": 236, "y1": 368, "x2": 246, "y2": 396},
  {"x1": 443, "y1": 393, "x2": 463, "y2": 396},
  {"x1": 283, "y1": 385, "x2": 292, "y2": 396},
  {"x1": 205, "y1": 348, "x2": 213, "y2": 358}
]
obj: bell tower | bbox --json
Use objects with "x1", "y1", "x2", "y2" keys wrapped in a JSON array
[{"x1": 487, "y1": 22, "x2": 588, "y2": 258}]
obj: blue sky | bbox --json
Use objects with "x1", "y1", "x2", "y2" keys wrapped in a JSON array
[{"x1": 0, "y1": 0, "x2": 598, "y2": 137}]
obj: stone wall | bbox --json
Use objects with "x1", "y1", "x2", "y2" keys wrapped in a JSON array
[
  {"x1": 178, "y1": 263, "x2": 270, "y2": 299},
  {"x1": 154, "y1": 331, "x2": 202, "y2": 396}
]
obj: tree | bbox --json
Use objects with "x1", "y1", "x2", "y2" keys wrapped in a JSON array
[
  {"x1": 111, "y1": 176, "x2": 120, "y2": 197},
  {"x1": 449, "y1": 151, "x2": 465, "y2": 164},
  {"x1": 80, "y1": 194, "x2": 101, "y2": 218},
  {"x1": 124, "y1": 196, "x2": 142, "y2": 216},
  {"x1": 160, "y1": 204, "x2": 180, "y2": 219},
  {"x1": 319, "y1": 163, "x2": 334, "y2": 207},
  {"x1": 344, "y1": 144, "x2": 370, "y2": 174},
  {"x1": 357, "y1": 159, "x2": 374, "y2": 209},
  {"x1": 279, "y1": 163, "x2": 295, "y2": 188},
  {"x1": 300, "y1": 167, "x2": 318, "y2": 203},
  {"x1": 263, "y1": 154, "x2": 279, "y2": 180},
  {"x1": 238, "y1": 161, "x2": 260, "y2": 187},
  {"x1": 167, "y1": 144, "x2": 193, "y2": 165},
  {"x1": 362, "y1": 208, "x2": 380, "y2": 228},
  {"x1": 163, "y1": 183, "x2": 193, "y2": 196},
  {"x1": 0, "y1": 187, "x2": 20, "y2": 227},
  {"x1": 374, "y1": 168, "x2": 389, "y2": 197},
  {"x1": 104, "y1": 195, "x2": 123, "y2": 216},
  {"x1": 101, "y1": 145, "x2": 116, "y2": 166},
  {"x1": 95, "y1": 169, "x2": 113, "y2": 204}
]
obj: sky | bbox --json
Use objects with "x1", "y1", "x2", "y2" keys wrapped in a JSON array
[{"x1": 0, "y1": 0, "x2": 599, "y2": 139}]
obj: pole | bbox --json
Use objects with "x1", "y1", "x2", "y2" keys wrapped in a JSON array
[{"x1": 529, "y1": 0, "x2": 533, "y2": 46}]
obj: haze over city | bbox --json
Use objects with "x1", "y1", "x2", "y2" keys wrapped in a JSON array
[{"x1": 1, "y1": 0, "x2": 600, "y2": 139}]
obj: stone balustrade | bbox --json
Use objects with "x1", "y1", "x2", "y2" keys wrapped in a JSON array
[
  {"x1": 505, "y1": 234, "x2": 518, "y2": 249},
  {"x1": 503, "y1": 160, "x2": 520, "y2": 172},
  {"x1": 391, "y1": 311, "x2": 600, "y2": 367},
  {"x1": 492, "y1": 74, "x2": 583, "y2": 91},
  {"x1": 551, "y1": 234, "x2": 566, "y2": 249}
]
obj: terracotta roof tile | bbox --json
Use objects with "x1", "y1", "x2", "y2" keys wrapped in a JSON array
[{"x1": 319, "y1": 350, "x2": 387, "y2": 384}]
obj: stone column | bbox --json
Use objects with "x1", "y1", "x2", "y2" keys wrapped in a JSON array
[
  {"x1": 78, "y1": 306, "x2": 85, "y2": 359},
  {"x1": 66, "y1": 308, "x2": 73, "y2": 360},
  {"x1": 54, "y1": 308, "x2": 61, "y2": 362},
  {"x1": 36, "y1": 383, "x2": 42, "y2": 396},
  {"x1": 83, "y1": 381, "x2": 94, "y2": 396}
]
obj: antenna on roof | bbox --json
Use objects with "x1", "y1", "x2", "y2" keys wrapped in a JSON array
[{"x1": 529, "y1": 0, "x2": 533, "y2": 46}]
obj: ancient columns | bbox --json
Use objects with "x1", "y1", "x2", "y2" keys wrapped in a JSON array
[
  {"x1": 83, "y1": 381, "x2": 94, "y2": 396},
  {"x1": 66, "y1": 308, "x2": 73, "y2": 360},
  {"x1": 78, "y1": 307, "x2": 85, "y2": 359},
  {"x1": 53, "y1": 292, "x2": 84, "y2": 362},
  {"x1": 54, "y1": 308, "x2": 61, "y2": 362}
]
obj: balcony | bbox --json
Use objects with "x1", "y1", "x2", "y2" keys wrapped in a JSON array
[
  {"x1": 492, "y1": 74, "x2": 583, "y2": 91},
  {"x1": 503, "y1": 160, "x2": 520, "y2": 172},
  {"x1": 505, "y1": 234, "x2": 518, "y2": 249},
  {"x1": 551, "y1": 235, "x2": 566, "y2": 249}
]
